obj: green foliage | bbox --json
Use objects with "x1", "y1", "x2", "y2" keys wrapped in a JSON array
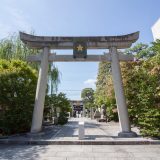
[
  {"x1": 122, "y1": 62, "x2": 156, "y2": 123},
  {"x1": 95, "y1": 42, "x2": 160, "y2": 138},
  {"x1": 94, "y1": 62, "x2": 111, "y2": 105},
  {"x1": 124, "y1": 43, "x2": 154, "y2": 60},
  {"x1": 0, "y1": 59, "x2": 37, "y2": 135},
  {"x1": 45, "y1": 93, "x2": 71, "y2": 125},
  {"x1": 48, "y1": 63, "x2": 61, "y2": 95},
  {"x1": 58, "y1": 112, "x2": 68, "y2": 125},
  {"x1": 121, "y1": 43, "x2": 160, "y2": 138},
  {"x1": 81, "y1": 88, "x2": 94, "y2": 109},
  {"x1": 151, "y1": 39, "x2": 160, "y2": 55},
  {"x1": 81, "y1": 88, "x2": 94, "y2": 102},
  {"x1": 0, "y1": 33, "x2": 39, "y2": 69},
  {"x1": 138, "y1": 109, "x2": 160, "y2": 137},
  {"x1": 95, "y1": 62, "x2": 118, "y2": 121},
  {"x1": 105, "y1": 98, "x2": 118, "y2": 122}
]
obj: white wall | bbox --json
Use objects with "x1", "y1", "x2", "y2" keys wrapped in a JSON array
[{"x1": 152, "y1": 18, "x2": 160, "y2": 41}]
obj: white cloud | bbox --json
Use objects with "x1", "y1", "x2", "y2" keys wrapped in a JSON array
[{"x1": 84, "y1": 78, "x2": 97, "y2": 88}]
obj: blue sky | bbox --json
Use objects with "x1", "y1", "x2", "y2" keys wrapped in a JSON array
[{"x1": 0, "y1": 0, "x2": 160, "y2": 100}]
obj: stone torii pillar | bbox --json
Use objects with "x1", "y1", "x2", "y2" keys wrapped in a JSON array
[
  {"x1": 31, "y1": 47, "x2": 49, "y2": 133},
  {"x1": 110, "y1": 47, "x2": 137, "y2": 137}
]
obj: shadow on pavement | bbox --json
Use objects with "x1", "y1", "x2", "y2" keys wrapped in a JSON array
[{"x1": 0, "y1": 144, "x2": 48, "y2": 160}]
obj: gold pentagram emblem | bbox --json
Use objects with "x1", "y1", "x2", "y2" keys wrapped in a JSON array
[{"x1": 77, "y1": 44, "x2": 83, "y2": 51}]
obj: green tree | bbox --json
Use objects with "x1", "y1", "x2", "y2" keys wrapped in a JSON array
[
  {"x1": 0, "y1": 33, "x2": 38, "y2": 61},
  {"x1": 81, "y1": 88, "x2": 94, "y2": 109},
  {"x1": 48, "y1": 63, "x2": 61, "y2": 95},
  {"x1": 152, "y1": 39, "x2": 160, "y2": 55},
  {"x1": 94, "y1": 41, "x2": 160, "y2": 137},
  {"x1": 94, "y1": 62, "x2": 112, "y2": 106},
  {"x1": 45, "y1": 93, "x2": 71, "y2": 125},
  {"x1": 121, "y1": 60, "x2": 160, "y2": 137},
  {"x1": 150, "y1": 39, "x2": 160, "y2": 65},
  {"x1": 95, "y1": 62, "x2": 118, "y2": 121},
  {"x1": 125, "y1": 43, "x2": 154, "y2": 60}
]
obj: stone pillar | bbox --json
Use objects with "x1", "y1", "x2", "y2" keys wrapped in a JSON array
[
  {"x1": 110, "y1": 47, "x2": 137, "y2": 137},
  {"x1": 72, "y1": 105, "x2": 74, "y2": 117},
  {"x1": 79, "y1": 122, "x2": 85, "y2": 140},
  {"x1": 83, "y1": 105, "x2": 86, "y2": 117},
  {"x1": 31, "y1": 47, "x2": 49, "y2": 133},
  {"x1": 90, "y1": 107, "x2": 94, "y2": 119},
  {"x1": 70, "y1": 102, "x2": 74, "y2": 117}
]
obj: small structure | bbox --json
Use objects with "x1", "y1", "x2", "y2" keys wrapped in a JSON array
[
  {"x1": 98, "y1": 104, "x2": 107, "y2": 122},
  {"x1": 20, "y1": 31, "x2": 139, "y2": 137},
  {"x1": 93, "y1": 109, "x2": 101, "y2": 120},
  {"x1": 79, "y1": 121, "x2": 85, "y2": 140},
  {"x1": 70, "y1": 100, "x2": 84, "y2": 117}
]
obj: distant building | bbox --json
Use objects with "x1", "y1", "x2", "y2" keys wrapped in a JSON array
[
  {"x1": 70, "y1": 100, "x2": 84, "y2": 117},
  {"x1": 70, "y1": 100, "x2": 83, "y2": 112},
  {"x1": 151, "y1": 18, "x2": 160, "y2": 41}
]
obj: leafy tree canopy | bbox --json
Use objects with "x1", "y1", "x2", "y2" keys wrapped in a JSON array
[
  {"x1": 81, "y1": 88, "x2": 94, "y2": 102},
  {"x1": 94, "y1": 40, "x2": 160, "y2": 138},
  {"x1": 125, "y1": 43, "x2": 155, "y2": 60},
  {"x1": 81, "y1": 88, "x2": 95, "y2": 109},
  {"x1": 0, "y1": 33, "x2": 38, "y2": 61}
]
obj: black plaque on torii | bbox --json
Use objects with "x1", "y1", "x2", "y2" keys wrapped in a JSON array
[{"x1": 73, "y1": 38, "x2": 87, "y2": 58}]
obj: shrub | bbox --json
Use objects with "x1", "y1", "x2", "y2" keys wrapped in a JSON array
[
  {"x1": 58, "y1": 112, "x2": 68, "y2": 125},
  {"x1": 105, "y1": 97, "x2": 118, "y2": 122},
  {"x1": 138, "y1": 109, "x2": 160, "y2": 138},
  {"x1": 44, "y1": 93, "x2": 71, "y2": 125},
  {"x1": 121, "y1": 58, "x2": 160, "y2": 138},
  {"x1": 0, "y1": 59, "x2": 37, "y2": 135}
]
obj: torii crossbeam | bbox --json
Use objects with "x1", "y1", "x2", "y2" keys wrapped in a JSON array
[{"x1": 20, "y1": 31, "x2": 139, "y2": 138}]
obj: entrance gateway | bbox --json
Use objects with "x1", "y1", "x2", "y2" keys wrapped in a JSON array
[{"x1": 20, "y1": 31, "x2": 139, "y2": 137}]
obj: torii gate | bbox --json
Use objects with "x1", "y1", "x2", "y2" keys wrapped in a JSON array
[{"x1": 20, "y1": 31, "x2": 139, "y2": 137}]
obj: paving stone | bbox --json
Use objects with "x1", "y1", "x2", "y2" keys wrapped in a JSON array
[
  {"x1": 56, "y1": 151, "x2": 82, "y2": 157},
  {"x1": 38, "y1": 157, "x2": 66, "y2": 160},
  {"x1": 0, "y1": 144, "x2": 160, "y2": 159},
  {"x1": 94, "y1": 158, "x2": 133, "y2": 160},
  {"x1": 0, "y1": 118, "x2": 160, "y2": 159},
  {"x1": 132, "y1": 152, "x2": 160, "y2": 158},
  {"x1": 133, "y1": 158, "x2": 153, "y2": 160},
  {"x1": 1, "y1": 118, "x2": 160, "y2": 145},
  {"x1": 67, "y1": 158, "x2": 94, "y2": 160}
]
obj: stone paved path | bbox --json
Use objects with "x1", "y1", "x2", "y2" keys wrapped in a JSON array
[
  {"x1": 50, "y1": 118, "x2": 143, "y2": 141},
  {"x1": 0, "y1": 144, "x2": 160, "y2": 160},
  {"x1": 1, "y1": 117, "x2": 157, "y2": 144},
  {"x1": 0, "y1": 118, "x2": 160, "y2": 159}
]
